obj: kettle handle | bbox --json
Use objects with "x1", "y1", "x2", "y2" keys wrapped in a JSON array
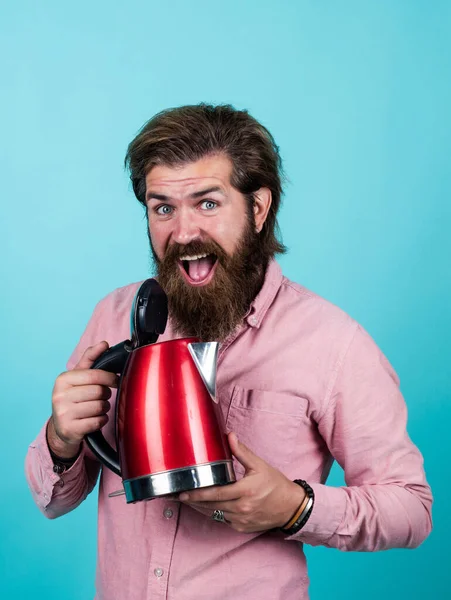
[{"x1": 84, "y1": 341, "x2": 131, "y2": 477}]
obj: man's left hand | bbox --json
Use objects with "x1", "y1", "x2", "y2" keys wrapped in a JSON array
[{"x1": 178, "y1": 432, "x2": 306, "y2": 533}]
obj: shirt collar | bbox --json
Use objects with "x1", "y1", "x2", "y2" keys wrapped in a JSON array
[{"x1": 245, "y1": 259, "x2": 283, "y2": 329}]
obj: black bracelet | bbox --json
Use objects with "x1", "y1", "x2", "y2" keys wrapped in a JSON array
[
  {"x1": 50, "y1": 447, "x2": 81, "y2": 474},
  {"x1": 47, "y1": 442, "x2": 81, "y2": 475},
  {"x1": 280, "y1": 479, "x2": 315, "y2": 536},
  {"x1": 46, "y1": 429, "x2": 82, "y2": 474},
  {"x1": 49, "y1": 448, "x2": 79, "y2": 464}
]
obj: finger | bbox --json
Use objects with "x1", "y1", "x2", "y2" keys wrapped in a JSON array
[
  {"x1": 185, "y1": 503, "x2": 234, "y2": 524},
  {"x1": 228, "y1": 432, "x2": 264, "y2": 473},
  {"x1": 60, "y1": 369, "x2": 119, "y2": 389},
  {"x1": 179, "y1": 481, "x2": 245, "y2": 503},
  {"x1": 74, "y1": 342, "x2": 110, "y2": 370},
  {"x1": 184, "y1": 500, "x2": 239, "y2": 514},
  {"x1": 72, "y1": 399, "x2": 111, "y2": 419},
  {"x1": 65, "y1": 384, "x2": 113, "y2": 403},
  {"x1": 70, "y1": 414, "x2": 109, "y2": 437},
  {"x1": 184, "y1": 503, "x2": 211, "y2": 517}
]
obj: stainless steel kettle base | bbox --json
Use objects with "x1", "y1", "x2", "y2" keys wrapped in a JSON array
[{"x1": 123, "y1": 460, "x2": 236, "y2": 503}]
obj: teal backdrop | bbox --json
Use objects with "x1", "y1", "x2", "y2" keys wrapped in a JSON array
[{"x1": 1, "y1": 1, "x2": 449, "y2": 598}]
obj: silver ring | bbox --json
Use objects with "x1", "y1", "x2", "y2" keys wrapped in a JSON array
[{"x1": 211, "y1": 509, "x2": 227, "y2": 523}]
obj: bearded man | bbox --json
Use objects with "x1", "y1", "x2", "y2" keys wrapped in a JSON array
[{"x1": 25, "y1": 104, "x2": 432, "y2": 600}]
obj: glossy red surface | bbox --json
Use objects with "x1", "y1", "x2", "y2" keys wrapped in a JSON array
[{"x1": 117, "y1": 338, "x2": 231, "y2": 480}]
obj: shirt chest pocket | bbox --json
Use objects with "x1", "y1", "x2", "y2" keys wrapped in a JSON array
[{"x1": 225, "y1": 387, "x2": 308, "y2": 478}]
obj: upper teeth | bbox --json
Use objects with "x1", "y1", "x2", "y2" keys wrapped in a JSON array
[{"x1": 180, "y1": 253, "x2": 209, "y2": 261}]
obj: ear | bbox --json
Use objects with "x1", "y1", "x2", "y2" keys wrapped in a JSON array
[{"x1": 253, "y1": 188, "x2": 272, "y2": 233}]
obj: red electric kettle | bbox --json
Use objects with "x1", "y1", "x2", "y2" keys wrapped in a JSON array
[{"x1": 85, "y1": 279, "x2": 235, "y2": 503}]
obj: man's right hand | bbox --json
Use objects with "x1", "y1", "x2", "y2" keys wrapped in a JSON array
[{"x1": 47, "y1": 341, "x2": 119, "y2": 459}]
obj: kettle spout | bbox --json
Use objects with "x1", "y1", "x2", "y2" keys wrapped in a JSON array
[{"x1": 188, "y1": 342, "x2": 219, "y2": 402}]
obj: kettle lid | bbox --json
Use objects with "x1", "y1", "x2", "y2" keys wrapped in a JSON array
[{"x1": 130, "y1": 279, "x2": 168, "y2": 348}]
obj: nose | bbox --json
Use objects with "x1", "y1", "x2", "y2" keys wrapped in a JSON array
[{"x1": 171, "y1": 208, "x2": 201, "y2": 246}]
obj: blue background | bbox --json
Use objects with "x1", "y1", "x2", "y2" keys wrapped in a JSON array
[{"x1": 1, "y1": 1, "x2": 449, "y2": 598}]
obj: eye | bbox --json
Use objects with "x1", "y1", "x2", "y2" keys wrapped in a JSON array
[
  {"x1": 155, "y1": 205, "x2": 173, "y2": 216},
  {"x1": 200, "y1": 200, "x2": 217, "y2": 210}
]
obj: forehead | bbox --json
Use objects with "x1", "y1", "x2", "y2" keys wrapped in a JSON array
[{"x1": 145, "y1": 154, "x2": 233, "y2": 195}]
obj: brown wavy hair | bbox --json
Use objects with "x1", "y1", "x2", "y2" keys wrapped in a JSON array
[{"x1": 124, "y1": 103, "x2": 286, "y2": 257}]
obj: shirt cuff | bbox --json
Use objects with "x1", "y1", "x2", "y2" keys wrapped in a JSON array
[
  {"x1": 30, "y1": 419, "x2": 87, "y2": 505},
  {"x1": 285, "y1": 483, "x2": 347, "y2": 545}
]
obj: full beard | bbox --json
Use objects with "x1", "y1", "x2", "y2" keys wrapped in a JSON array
[{"x1": 149, "y1": 218, "x2": 268, "y2": 342}]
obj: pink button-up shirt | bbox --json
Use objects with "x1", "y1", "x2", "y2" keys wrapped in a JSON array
[{"x1": 25, "y1": 261, "x2": 432, "y2": 599}]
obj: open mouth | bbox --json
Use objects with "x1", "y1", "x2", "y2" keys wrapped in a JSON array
[{"x1": 178, "y1": 253, "x2": 218, "y2": 286}]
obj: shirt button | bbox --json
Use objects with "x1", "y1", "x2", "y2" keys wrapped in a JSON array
[
  {"x1": 163, "y1": 508, "x2": 173, "y2": 519},
  {"x1": 58, "y1": 479, "x2": 64, "y2": 488},
  {"x1": 249, "y1": 316, "x2": 257, "y2": 326},
  {"x1": 154, "y1": 568, "x2": 164, "y2": 578}
]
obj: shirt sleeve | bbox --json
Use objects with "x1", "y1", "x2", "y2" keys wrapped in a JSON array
[
  {"x1": 24, "y1": 299, "x2": 107, "y2": 519},
  {"x1": 290, "y1": 324, "x2": 433, "y2": 551}
]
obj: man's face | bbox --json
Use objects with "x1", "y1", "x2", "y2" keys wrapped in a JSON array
[
  {"x1": 146, "y1": 154, "x2": 249, "y2": 277},
  {"x1": 145, "y1": 154, "x2": 270, "y2": 341}
]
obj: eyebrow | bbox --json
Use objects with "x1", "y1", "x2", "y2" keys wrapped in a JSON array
[{"x1": 146, "y1": 186, "x2": 226, "y2": 202}]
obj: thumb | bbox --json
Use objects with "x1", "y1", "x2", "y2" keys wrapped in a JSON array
[
  {"x1": 228, "y1": 432, "x2": 262, "y2": 473},
  {"x1": 74, "y1": 341, "x2": 109, "y2": 370}
]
